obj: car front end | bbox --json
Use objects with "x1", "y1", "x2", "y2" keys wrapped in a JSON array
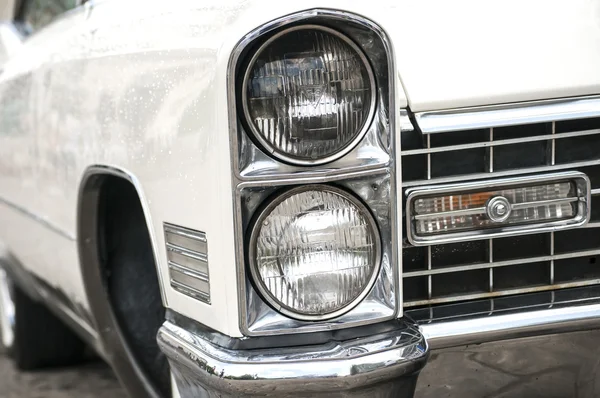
[{"x1": 148, "y1": 3, "x2": 600, "y2": 397}]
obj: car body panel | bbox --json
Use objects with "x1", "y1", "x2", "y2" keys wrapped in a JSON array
[
  {"x1": 396, "y1": 0, "x2": 600, "y2": 111},
  {"x1": 0, "y1": 0, "x2": 599, "y2": 340}
]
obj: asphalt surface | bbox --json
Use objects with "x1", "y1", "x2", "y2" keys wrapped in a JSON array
[{"x1": 0, "y1": 352, "x2": 128, "y2": 398}]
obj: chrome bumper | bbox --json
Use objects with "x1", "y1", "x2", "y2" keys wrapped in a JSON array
[
  {"x1": 158, "y1": 320, "x2": 428, "y2": 398},
  {"x1": 160, "y1": 298, "x2": 600, "y2": 397},
  {"x1": 417, "y1": 328, "x2": 600, "y2": 397}
]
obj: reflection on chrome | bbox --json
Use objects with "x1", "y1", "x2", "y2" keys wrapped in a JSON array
[{"x1": 159, "y1": 320, "x2": 428, "y2": 397}]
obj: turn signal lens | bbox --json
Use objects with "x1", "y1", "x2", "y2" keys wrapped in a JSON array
[
  {"x1": 242, "y1": 25, "x2": 375, "y2": 165},
  {"x1": 406, "y1": 173, "x2": 591, "y2": 245},
  {"x1": 248, "y1": 185, "x2": 381, "y2": 320},
  {"x1": 414, "y1": 182, "x2": 575, "y2": 235}
]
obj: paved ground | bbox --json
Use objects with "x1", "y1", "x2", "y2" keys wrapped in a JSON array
[{"x1": 0, "y1": 353, "x2": 128, "y2": 398}]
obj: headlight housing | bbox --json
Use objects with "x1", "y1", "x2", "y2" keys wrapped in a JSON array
[
  {"x1": 231, "y1": 12, "x2": 397, "y2": 335},
  {"x1": 248, "y1": 185, "x2": 381, "y2": 320},
  {"x1": 242, "y1": 25, "x2": 376, "y2": 166}
]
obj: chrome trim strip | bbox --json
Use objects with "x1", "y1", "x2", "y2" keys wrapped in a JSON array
[
  {"x1": 401, "y1": 128, "x2": 600, "y2": 156},
  {"x1": 170, "y1": 280, "x2": 211, "y2": 304},
  {"x1": 0, "y1": 196, "x2": 75, "y2": 241},
  {"x1": 235, "y1": 166, "x2": 389, "y2": 188},
  {"x1": 169, "y1": 269, "x2": 210, "y2": 298},
  {"x1": 406, "y1": 279, "x2": 600, "y2": 308},
  {"x1": 169, "y1": 268, "x2": 209, "y2": 288},
  {"x1": 166, "y1": 244, "x2": 209, "y2": 264},
  {"x1": 164, "y1": 224, "x2": 207, "y2": 242},
  {"x1": 164, "y1": 226, "x2": 207, "y2": 255},
  {"x1": 404, "y1": 248, "x2": 600, "y2": 278},
  {"x1": 159, "y1": 320, "x2": 427, "y2": 397},
  {"x1": 403, "y1": 158, "x2": 600, "y2": 188},
  {"x1": 413, "y1": 206, "x2": 486, "y2": 220},
  {"x1": 167, "y1": 261, "x2": 209, "y2": 282},
  {"x1": 421, "y1": 301, "x2": 600, "y2": 350},
  {"x1": 510, "y1": 196, "x2": 579, "y2": 210},
  {"x1": 405, "y1": 171, "x2": 590, "y2": 246},
  {"x1": 167, "y1": 251, "x2": 209, "y2": 276},
  {"x1": 415, "y1": 95, "x2": 600, "y2": 134},
  {"x1": 408, "y1": 284, "x2": 600, "y2": 322}
]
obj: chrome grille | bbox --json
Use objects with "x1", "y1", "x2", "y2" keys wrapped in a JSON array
[{"x1": 401, "y1": 103, "x2": 600, "y2": 309}]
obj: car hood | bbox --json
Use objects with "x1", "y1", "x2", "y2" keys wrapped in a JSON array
[
  {"x1": 391, "y1": 0, "x2": 600, "y2": 111},
  {"x1": 218, "y1": 0, "x2": 600, "y2": 112}
]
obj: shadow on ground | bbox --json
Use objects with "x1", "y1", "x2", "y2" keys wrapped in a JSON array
[{"x1": 0, "y1": 352, "x2": 128, "y2": 398}]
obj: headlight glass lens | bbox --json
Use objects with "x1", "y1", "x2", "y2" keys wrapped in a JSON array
[
  {"x1": 243, "y1": 25, "x2": 375, "y2": 165},
  {"x1": 249, "y1": 186, "x2": 380, "y2": 320}
]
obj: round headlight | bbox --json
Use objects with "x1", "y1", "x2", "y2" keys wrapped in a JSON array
[
  {"x1": 242, "y1": 25, "x2": 376, "y2": 166},
  {"x1": 248, "y1": 185, "x2": 381, "y2": 321}
]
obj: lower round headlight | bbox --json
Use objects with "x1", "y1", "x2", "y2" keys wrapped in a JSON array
[{"x1": 248, "y1": 185, "x2": 381, "y2": 321}]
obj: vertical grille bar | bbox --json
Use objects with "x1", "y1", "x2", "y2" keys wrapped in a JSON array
[
  {"x1": 551, "y1": 121, "x2": 556, "y2": 166},
  {"x1": 488, "y1": 239, "x2": 494, "y2": 292},
  {"x1": 487, "y1": 127, "x2": 494, "y2": 292},
  {"x1": 427, "y1": 246, "x2": 432, "y2": 299},
  {"x1": 426, "y1": 133, "x2": 433, "y2": 299},
  {"x1": 550, "y1": 231, "x2": 555, "y2": 284},
  {"x1": 550, "y1": 121, "x2": 556, "y2": 284},
  {"x1": 426, "y1": 134, "x2": 431, "y2": 180},
  {"x1": 488, "y1": 128, "x2": 494, "y2": 172}
]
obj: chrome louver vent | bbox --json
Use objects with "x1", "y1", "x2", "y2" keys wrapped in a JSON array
[
  {"x1": 164, "y1": 223, "x2": 210, "y2": 304},
  {"x1": 401, "y1": 102, "x2": 600, "y2": 310}
]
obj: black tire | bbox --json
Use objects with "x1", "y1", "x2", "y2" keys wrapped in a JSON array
[
  {"x1": 103, "y1": 180, "x2": 170, "y2": 396},
  {"x1": 10, "y1": 283, "x2": 86, "y2": 370}
]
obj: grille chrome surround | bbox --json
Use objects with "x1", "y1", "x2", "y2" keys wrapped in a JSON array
[
  {"x1": 402, "y1": 97, "x2": 600, "y2": 309},
  {"x1": 410, "y1": 285, "x2": 600, "y2": 349},
  {"x1": 164, "y1": 223, "x2": 210, "y2": 304},
  {"x1": 405, "y1": 172, "x2": 590, "y2": 246},
  {"x1": 415, "y1": 95, "x2": 600, "y2": 134}
]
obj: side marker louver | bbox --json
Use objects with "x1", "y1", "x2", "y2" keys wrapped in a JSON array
[{"x1": 164, "y1": 223, "x2": 210, "y2": 304}]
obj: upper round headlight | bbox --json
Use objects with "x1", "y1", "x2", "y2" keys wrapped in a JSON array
[
  {"x1": 242, "y1": 25, "x2": 376, "y2": 166},
  {"x1": 248, "y1": 185, "x2": 381, "y2": 321}
]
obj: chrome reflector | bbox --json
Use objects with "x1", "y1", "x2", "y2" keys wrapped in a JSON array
[
  {"x1": 164, "y1": 223, "x2": 210, "y2": 304},
  {"x1": 406, "y1": 172, "x2": 591, "y2": 246}
]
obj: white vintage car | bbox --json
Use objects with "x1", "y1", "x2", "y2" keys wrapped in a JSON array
[{"x1": 1, "y1": 0, "x2": 600, "y2": 397}]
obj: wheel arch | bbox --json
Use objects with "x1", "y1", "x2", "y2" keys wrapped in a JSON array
[
  {"x1": 77, "y1": 165, "x2": 167, "y2": 303},
  {"x1": 76, "y1": 164, "x2": 166, "y2": 398}
]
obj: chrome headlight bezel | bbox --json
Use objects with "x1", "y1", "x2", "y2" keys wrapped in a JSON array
[
  {"x1": 238, "y1": 172, "x2": 396, "y2": 335},
  {"x1": 247, "y1": 184, "x2": 382, "y2": 321},
  {"x1": 241, "y1": 24, "x2": 377, "y2": 166},
  {"x1": 229, "y1": 10, "x2": 399, "y2": 336}
]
